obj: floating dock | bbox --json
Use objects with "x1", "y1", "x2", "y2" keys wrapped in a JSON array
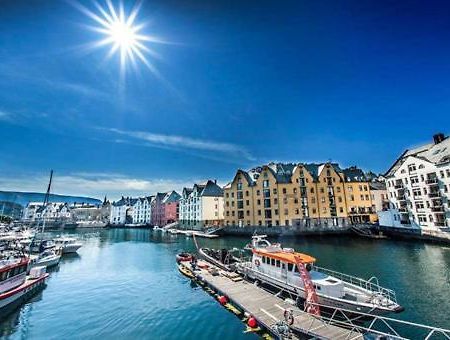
[
  {"x1": 184, "y1": 263, "x2": 363, "y2": 339},
  {"x1": 171, "y1": 229, "x2": 219, "y2": 238}
]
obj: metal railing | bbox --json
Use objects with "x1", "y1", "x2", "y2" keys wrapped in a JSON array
[
  {"x1": 313, "y1": 265, "x2": 397, "y2": 305},
  {"x1": 292, "y1": 301, "x2": 450, "y2": 340}
]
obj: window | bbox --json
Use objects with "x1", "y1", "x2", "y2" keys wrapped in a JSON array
[
  {"x1": 245, "y1": 190, "x2": 249, "y2": 196},
  {"x1": 246, "y1": 210, "x2": 250, "y2": 216},
  {"x1": 295, "y1": 209, "x2": 299, "y2": 214},
  {"x1": 310, "y1": 188, "x2": 314, "y2": 194},
  {"x1": 336, "y1": 187, "x2": 341, "y2": 193},
  {"x1": 263, "y1": 180, "x2": 269, "y2": 188},
  {"x1": 265, "y1": 210, "x2": 272, "y2": 218},
  {"x1": 264, "y1": 199, "x2": 271, "y2": 208},
  {"x1": 320, "y1": 188, "x2": 324, "y2": 194},
  {"x1": 258, "y1": 209, "x2": 261, "y2": 216},
  {"x1": 273, "y1": 188, "x2": 277, "y2": 195},
  {"x1": 271, "y1": 258, "x2": 275, "y2": 266},
  {"x1": 284, "y1": 209, "x2": 289, "y2": 215},
  {"x1": 274, "y1": 209, "x2": 279, "y2": 215},
  {"x1": 274, "y1": 198, "x2": 278, "y2": 204},
  {"x1": 408, "y1": 164, "x2": 417, "y2": 172},
  {"x1": 276, "y1": 260, "x2": 280, "y2": 268},
  {"x1": 257, "y1": 190, "x2": 260, "y2": 196},
  {"x1": 282, "y1": 188, "x2": 287, "y2": 194},
  {"x1": 246, "y1": 200, "x2": 250, "y2": 206},
  {"x1": 257, "y1": 199, "x2": 261, "y2": 205},
  {"x1": 263, "y1": 189, "x2": 270, "y2": 198},
  {"x1": 350, "y1": 195, "x2": 354, "y2": 201}
]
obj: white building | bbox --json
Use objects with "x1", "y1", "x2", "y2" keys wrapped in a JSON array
[
  {"x1": 110, "y1": 196, "x2": 153, "y2": 225},
  {"x1": 23, "y1": 202, "x2": 72, "y2": 222},
  {"x1": 383, "y1": 133, "x2": 450, "y2": 232},
  {"x1": 109, "y1": 197, "x2": 133, "y2": 225},
  {"x1": 130, "y1": 196, "x2": 153, "y2": 225},
  {"x1": 179, "y1": 180, "x2": 224, "y2": 229}
]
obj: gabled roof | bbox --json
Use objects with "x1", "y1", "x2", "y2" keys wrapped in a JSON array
[
  {"x1": 163, "y1": 191, "x2": 181, "y2": 203},
  {"x1": 385, "y1": 135, "x2": 450, "y2": 177},
  {"x1": 342, "y1": 166, "x2": 367, "y2": 182},
  {"x1": 370, "y1": 181, "x2": 386, "y2": 191},
  {"x1": 200, "y1": 180, "x2": 224, "y2": 197}
]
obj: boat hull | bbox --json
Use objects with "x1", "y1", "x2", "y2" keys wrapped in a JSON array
[
  {"x1": 0, "y1": 274, "x2": 48, "y2": 313},
  {"x1": 61, "y1": 244, "x2": 82, "y2": 254},
  {"x1": 240, "y1": 266, "x2": 399, "y2": 316}
]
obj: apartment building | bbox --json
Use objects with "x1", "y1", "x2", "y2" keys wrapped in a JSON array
[
  {"x1": 151, "y1": 191, "x2": 181, "y2": 226},
  {"x1": 223, "y1": 162, "x2": 376, "y2": 227},
  {"x1": 383, "y1": 133, "x2": 450, "y2": 231},
  {"x1": 179, "y1": 180, "x2": 224, "y2": 229}
]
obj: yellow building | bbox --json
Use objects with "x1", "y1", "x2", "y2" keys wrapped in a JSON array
[{"x1": 223, "y1": 162, "x2": 376, "y2": 227}]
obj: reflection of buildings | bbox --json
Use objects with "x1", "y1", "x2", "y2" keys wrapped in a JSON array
[
  {"x1": 382, "y1": 133, "x2": 450, "y2": 232},
  {"x1": 0, "y1": 201, "x2": 23, "y2": 220},
  {"x1": 223, "y1": 162, "x2": 378, "y2": 228}
]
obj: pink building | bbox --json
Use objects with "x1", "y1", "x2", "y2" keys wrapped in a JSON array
[
  {"x1": 150, "y1": 191, "x2": 180, "y2": 226},
  {"x1": 162, "y1": 191, "x2": 181, "y2": 225}
]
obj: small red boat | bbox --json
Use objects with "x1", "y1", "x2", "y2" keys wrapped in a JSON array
[{"x1": 176, "y1": 252, "x2": 193, "y2": 263}]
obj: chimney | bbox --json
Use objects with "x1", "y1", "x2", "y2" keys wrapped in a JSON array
[
  {"x1": 214, "y1": 179, "x2": 217, "y2": 184},
  {"x1": 433, "y1": 133, "x2": 445, "y2": 145}
]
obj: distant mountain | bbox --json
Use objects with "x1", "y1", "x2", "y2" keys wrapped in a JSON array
[{"x1": 0, "y1": 191, "x2": 102, "y2": 207}]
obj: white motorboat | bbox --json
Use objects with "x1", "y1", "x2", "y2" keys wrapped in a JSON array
[
  {"x1": 0, "y1": 257, "x2": 48, "y2": 312},
  {"x1": 54, "y1": 237, "x2": 82, "y2": 254},
  {"x1": 30, "y1": 250, "x2": 61, "y2": 269},
  {"x1": 236, "y1": 235, "x2": 403, "y2": 316}
]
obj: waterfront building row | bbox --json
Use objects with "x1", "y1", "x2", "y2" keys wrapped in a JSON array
[
  {"x1": 223, "y1": 162, "x2": 387, "y2": 228},
  {"x1": 109, "y1": 191, "x2": 181, "y2": 226}
]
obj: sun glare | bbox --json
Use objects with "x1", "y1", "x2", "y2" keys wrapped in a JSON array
[{"x1": 74, "y1": 0, "x2": 164, "y2": 76}]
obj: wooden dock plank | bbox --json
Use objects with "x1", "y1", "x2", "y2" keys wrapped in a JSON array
[{"x1": 192, "y1": 267, "x2": 364, "y2": 340}]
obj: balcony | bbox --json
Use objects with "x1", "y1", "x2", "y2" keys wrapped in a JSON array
[
  {"x1": 394, "y1": 184, "x2": 404, "y2": 189},
  {"x1": 435, "y1": 221, "x2": 446, "y2": 227},
  {"x1": 428, "y1": 192, "x2": 441, "y2": 198},
  {"x1": 425, "y1": 178, "x2": 438, "y2": 185},
  {"x1": 398, "y1": 208, "x2": 409, "y2": 213},
  {"x1": 397, "y1": 195, "x2": 407, "y2": 201}
]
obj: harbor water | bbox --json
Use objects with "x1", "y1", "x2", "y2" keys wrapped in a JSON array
[{"x1": 0, "y1": 228, "x2": 449, "y2": 339}]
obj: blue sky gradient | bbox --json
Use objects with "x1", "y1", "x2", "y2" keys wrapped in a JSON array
[{"x1": 0, "y1": 0, "x2": 449, "y2": 199}]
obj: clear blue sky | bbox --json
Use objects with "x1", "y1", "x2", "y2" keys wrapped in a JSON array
[{"x1": 0, "y1": 0, "x2": 448, "y2": 199}]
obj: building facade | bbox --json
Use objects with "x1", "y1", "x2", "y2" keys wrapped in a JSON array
[
  {"x1": 384, "y1": 133, "x2": 450, "y2": 231},
  {"x1": 151, "y1": 193, "x2": 167, "y2": 227},
  {"x1": 130, "y1": 196, "x2": 153, "y2": 225},
  {"x1": 110, "y1": 197, "x2": 133, "y2": 225},
  {"x1": 223, "y1": 162, "x2": 377, "y2": 227},
  {"x1": 179, "y1": 180, "x2": 224, "y2": 229},
  {"x1": 162, "y1": 191, "x2": 181, "y2": 225}
]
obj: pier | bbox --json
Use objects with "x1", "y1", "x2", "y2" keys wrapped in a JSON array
[
  {"x1": 184, "y1": 262, "x2": 450, "y2": 339},
  {"x1": 188, "y1": 263, "x2": 363, "y2": 339}
]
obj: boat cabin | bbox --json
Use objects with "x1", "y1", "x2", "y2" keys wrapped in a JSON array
[
  {"x1": 252, "y1": 249, "x2": 345, "y2": 298},
  {"x1": 0, "y1": 258, "x2": 28, "y2": 293}
]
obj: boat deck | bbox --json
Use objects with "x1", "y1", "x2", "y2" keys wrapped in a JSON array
[{"x1": 190, "y1": 264, "x2": 364, "y2": 339}]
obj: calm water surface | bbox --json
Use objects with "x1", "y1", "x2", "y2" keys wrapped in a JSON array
[{"x1": 0, "y1": 229, "x2": 449, "y2": 339}]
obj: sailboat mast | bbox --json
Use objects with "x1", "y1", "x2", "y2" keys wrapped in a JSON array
[{"x1": 41, "y1": 170, "x2": 53, "y2": 234}]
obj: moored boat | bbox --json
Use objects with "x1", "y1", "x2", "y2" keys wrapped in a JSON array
[
  {"x1": 0, "y1": 258, "x2": 48, "y2": 313},
  {"x1": 176, "y1": 252, "x2": 193, "y2": 263},
  {"x1": 29, "y1": 249, "x2": 61, "y2": 269},
  {"x1": 236, "y1": 235, "x2": 403, "y2": 316},
  {"x1": 54, "y1": 237, "x2": 82, "y2": 254},
  {"x1": 199, "y1": 247, "x2": 241, "y2": 271}
]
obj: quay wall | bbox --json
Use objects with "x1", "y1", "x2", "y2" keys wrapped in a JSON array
[
  {"x1": 379, "y1": 225, "x2": 450, "y2": 244},
  {"x1": 220, "y1": 218, "x2": 353, "y2": 236}
]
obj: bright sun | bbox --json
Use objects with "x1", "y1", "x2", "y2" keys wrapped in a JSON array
[{"x1": 73, "y1": 0, "x2": 164, "y2": 76}]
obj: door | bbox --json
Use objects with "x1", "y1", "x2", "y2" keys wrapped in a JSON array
[{"x1": 281, "y1": 262, "x2": 288, "y2": 281}]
